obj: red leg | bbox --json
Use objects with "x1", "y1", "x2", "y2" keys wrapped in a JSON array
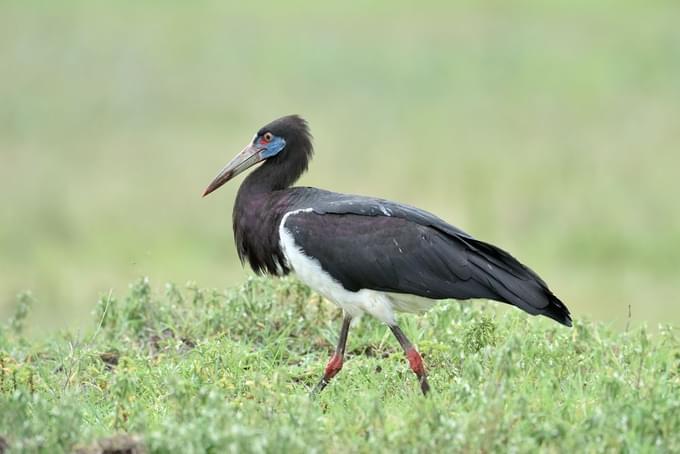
[
  {"x1": 313, "y1": 314, "x2": 351, "y2": 394},
  {"x1": 324, "y1": 353, "x2": 344, "y2": 380},
  {"x1": 390, "y1": 325, "x2": 431, "y2": 395},
  {"x1": 406, "y1": 347, "x2": 426, "y2": 377}
]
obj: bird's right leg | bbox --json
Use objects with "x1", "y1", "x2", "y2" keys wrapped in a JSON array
[
  {"x1": 390, "y1": 324, "x2": 431, "y2": 395},
  {"x1": 312, "y1": 313, "x2": 352, "y2": 394}
]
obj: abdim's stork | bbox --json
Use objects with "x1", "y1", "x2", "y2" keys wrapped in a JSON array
[{"x1": 203, "y1": 115, "x2": 572, "y2": 395}]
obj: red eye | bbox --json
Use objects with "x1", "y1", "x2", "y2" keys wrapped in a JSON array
[{"x1": 262, "y1": 132, "x2": 273, "y2": 143}]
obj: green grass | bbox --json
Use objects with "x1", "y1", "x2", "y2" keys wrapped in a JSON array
[
  {"x1": 1, "y1": 277, "x2": 679, "y2": 452},
  {"x1": 1, "y1": 1, "x2": 680, "y2": 333}
]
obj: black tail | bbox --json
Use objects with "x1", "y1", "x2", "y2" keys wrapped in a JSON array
[
  {"x1": 465, "y1": 238, "x2": 573, "y2": 327},
  {"x1": 541, "y1": 292, "x2": 572, "y2": 327}
]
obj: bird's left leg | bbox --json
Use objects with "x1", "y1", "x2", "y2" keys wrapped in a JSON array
[
  {"x1": 389, "y1": 324, "x2": 430, "y2": 395},
  {"x1": 312, "y1": 313, "x2": 352, "y2": 394}
]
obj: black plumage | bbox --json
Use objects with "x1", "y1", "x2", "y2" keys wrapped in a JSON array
[
  {"x1": 203, "y1": 114, "x2": 572, "y2": 395},
  {"x1": 284, "y1": 195, "x2": 571, "y2": 326}
]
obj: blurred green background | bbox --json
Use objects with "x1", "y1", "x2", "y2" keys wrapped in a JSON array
[{"x1": 1, "y1": 1, "x2": 678, "y2": 334}]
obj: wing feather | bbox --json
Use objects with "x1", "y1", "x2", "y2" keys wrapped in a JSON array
[{"x1": 283, "y1": 190, "x2": 572, "y2": 326}]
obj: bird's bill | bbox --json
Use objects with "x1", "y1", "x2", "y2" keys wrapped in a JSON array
[{"x1": 202, "y1": 143, "x2": 264, "y2": 197}]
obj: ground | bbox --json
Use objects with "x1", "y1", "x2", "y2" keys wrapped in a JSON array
[{"x1": 1, "y1": 277, "x2": 679, "y2": 452}]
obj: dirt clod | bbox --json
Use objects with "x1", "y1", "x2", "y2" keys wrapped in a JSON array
[
  {"x1": 100, "y1": 351, "x2": 119, "y2": 370},
  {"x1": 0, "y1": 435, "x2": 9, "y2": 454},
  {"x1": 73, "y1": 434, "x2": 145, "y2": 454}
]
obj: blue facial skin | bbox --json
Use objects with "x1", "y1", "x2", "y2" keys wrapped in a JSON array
[{"x1": 260, "y1": 136, "x2": 286, "y2": 158}]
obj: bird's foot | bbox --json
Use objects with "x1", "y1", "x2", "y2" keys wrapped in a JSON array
[
  {"x1": 419, "y1": 375, "x2": 431, "y2": 395},
  {"x1": 310, "y1": 353, "x2": 344, "y2": 397},
  {"x1": 311, "y1": 377, "x2": 330, "y2": 396}
]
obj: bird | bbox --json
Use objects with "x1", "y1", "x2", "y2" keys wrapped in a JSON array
[{"x1": 202, "y1": 115, "x2": 572, "y2": 395}]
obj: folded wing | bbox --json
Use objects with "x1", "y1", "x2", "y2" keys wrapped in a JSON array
[{"x1": 283, "y1": 193, "x2": 571, "y2": 326}]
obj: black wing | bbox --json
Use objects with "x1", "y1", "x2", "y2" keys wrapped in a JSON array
[{"x1": 285, "y1": 190, "x2": 572, "y2": 326}]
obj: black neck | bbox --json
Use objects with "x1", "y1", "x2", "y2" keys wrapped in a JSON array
[
  {"x1": 231, "y1": 152, "x2": 308, "y2": 276},
  {"x1": 232, "y1": 159, "x2": 304, "y2": 276},
  {"x1": 239, "y1": 151, "x2": 308, "y2": 194}
]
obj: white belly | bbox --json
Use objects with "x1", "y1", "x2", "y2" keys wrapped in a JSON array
[
  {"x1": 278, "y1": 211, "x2": 439, "y2": 324},
  {"x1": 387, "y1": 292, "x2": 439, "y2": 314}
]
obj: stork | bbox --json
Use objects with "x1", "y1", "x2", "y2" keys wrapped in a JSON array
[{"x1": 203, "y1": 115, "x2": 571, "y2": 395}]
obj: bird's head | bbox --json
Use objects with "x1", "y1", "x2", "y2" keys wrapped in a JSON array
[{"x1": 203, "y1": 115, "x2": 313, "y2": 196}]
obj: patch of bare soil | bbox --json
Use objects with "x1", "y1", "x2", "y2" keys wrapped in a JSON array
[
  {"x1": 73, "y1": 434, "x2": 145, "y2": 454},
  {"x1": 99, "y1": 351, "x2": 119, "y2": 370}
]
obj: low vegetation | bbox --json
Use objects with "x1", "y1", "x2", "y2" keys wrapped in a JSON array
[{"x1": 1, "y1": 277, "x2": 679, "y2": 452}]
